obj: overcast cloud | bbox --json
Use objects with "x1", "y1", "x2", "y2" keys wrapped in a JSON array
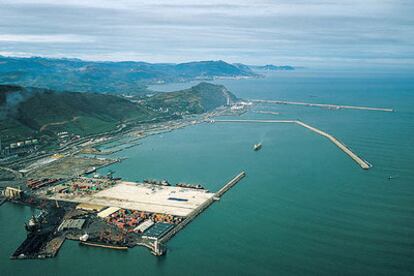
[{"x1": 0, "y1": 0, "x2": 413, "y2": 67}]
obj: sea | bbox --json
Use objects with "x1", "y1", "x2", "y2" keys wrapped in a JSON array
[{"x1": 1, "y1": 68, "x2": 414, "y2": 275}]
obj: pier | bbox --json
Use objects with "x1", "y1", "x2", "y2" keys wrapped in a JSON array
[
  {"x1": 216, "y1": 171, "x2": 246, "y2": 197},
  {"x1": 11, "y1": 209, "x2": 66, "y2": 260},
  {"x1": 156, "y1": 171, "x2": 246, "y2": 253},
  {"x1": 213, "y1": 119, "x2": 371, "y2": 170},
  {"x1": 9, "y1": 171, "x2": 247, "y2": 258},
  {"x1": 251, "y1": 99, "x2": 394, "y2": 112}
]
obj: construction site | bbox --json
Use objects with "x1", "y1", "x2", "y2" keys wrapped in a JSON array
[{"x1": 1, "y1": 171, "x2": 245, "y2": 259}]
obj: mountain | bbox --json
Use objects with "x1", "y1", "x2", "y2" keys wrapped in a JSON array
[
  {"x1": 144, "y1": 82, "x2": 238, "y2": 114},
  {"x1": 250, "y1": 64, "x2": 295, "y2": 71},
  {"x1": 0, "y1": 85, "x2": 159, "y2": 144},
  {"x1": 0, "y1": 83, "x2": 237, "y2": 146},
  {"x1": 174, "y1": 60, "x2": 255, "y2": 79},
  {"x1": 0, "y1": 56, "x2": 257, "y2": 94}
]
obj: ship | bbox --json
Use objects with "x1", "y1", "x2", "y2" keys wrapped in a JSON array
[
  {"x1": 176, "y1": 183, "x2": 204, "y2": 189},
  {"x1": 143, "y1": 179, "x2": 171, "y2": 186},
  {"x1": 85, "y1": 167, "x2": 96, "y2": 175},
  {"x1": 79, "y1": 233, "x2": 89, "y2": 242},
  {"x1": 25, "y1": 215, "x2": 40, "y2": 232},
  {"x1": 253, "y1": 143, "x2": 262, "y2": 151}
]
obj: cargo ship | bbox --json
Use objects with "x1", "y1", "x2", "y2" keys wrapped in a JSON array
[
  {"x1": 253, "y1": 143, "x2": 262, "y2": 151},
  {"x1": 176, "y1": 183, "x2": 204, "y2": 189},
  {"x1": 85, "y1": 167, "x2": 97, "y2": 175},
  {"x1": 143, "y1": 179, "x2": 171, "y2": 186}
]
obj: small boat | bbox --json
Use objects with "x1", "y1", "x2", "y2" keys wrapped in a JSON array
[
  {"x1": 176, "y1": 183, "x2": 204, "y2": 189},
  {"x1": 85, "y1": 167, "x2": 96, "y2": 175},
  {"x1": 144, "y1": 179, "x2": 170, "y2": 186},
  {"x1": 253, "y1": 143, "x2": 262, "y2": 151},
  {"x1": 79, "y1": 233, "x2": 89, "y2": 242}
]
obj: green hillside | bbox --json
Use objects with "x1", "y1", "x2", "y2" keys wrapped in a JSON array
[
  {"x1": 17, "y1": 91, "x2": 156, "y2": 130},
  {"x1": 0, "y1": 56, "x2": 257, "y2": 94},
  {"x1": 0, "y1": 86, "x2": 159, "y2": 143},
  {"x1": 0, "y1": 82, "x2": 238, "y2": 146},
  {"x1": 144, "y1": 82, "x2": 237, "y2": 114}
]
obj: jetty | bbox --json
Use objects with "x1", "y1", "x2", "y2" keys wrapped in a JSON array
[
  {"x1": 216, "y1": 171, "x2": 246, "y2": 197},
  {"x1": 155, "y1": 171, "x2": 246, "y2": 254},
  {"x1": 255, "y1": 111, "x2": 280, "y2": 115},
  {"x1": 251, "y1": 99, "x2": 394, "y2": 112},
  {"x1": 295, "y1": 121, "x2": 371, "y2": 169},
  {"x1": 213, "y1": 119, "x2": 371, "y2": 170}
]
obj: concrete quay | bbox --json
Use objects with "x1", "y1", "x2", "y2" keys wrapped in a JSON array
[{"x1": 156, "y1": 171, "x2": 246, "y2": 252}]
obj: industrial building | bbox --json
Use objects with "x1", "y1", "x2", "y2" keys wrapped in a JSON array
[
  {"x1": 58, "y1": 219, "x2": 85, "y2": 231},
  {"x1": 142, "y1": 223, "x2": 174, "y2": 240}
]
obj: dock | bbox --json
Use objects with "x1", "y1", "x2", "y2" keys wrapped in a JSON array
[
  {"x1": 42, "y1": 236, "x2": 66, "y2": 258},
  {"x1": 251, "y1": 99, "x2": 394, "y2": 112},
  {"x1": 213, "y1": 119, "x2": 371, "y2": 170},
  {"x1": 10, "y1": 208, "x2": 66, "y2": 260},
  {"x1": 9, "y1": 171, "x2": 247, "y2": 258},
  {"x1": 216, "y1": 171, "x2": 246, "y2": 197},
  {"x1": 155, "y1": 171, "x2": 246, "y2": 253}
]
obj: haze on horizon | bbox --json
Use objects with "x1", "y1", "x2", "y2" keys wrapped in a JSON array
[{"x1": 1, "y1": 0, "x2": 413, "y2": 68}]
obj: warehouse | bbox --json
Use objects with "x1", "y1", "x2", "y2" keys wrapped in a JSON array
[
  {"x1": 142, "y1": 223, "x2": 174, "y2": 240},
  {"x1": 97, "y1": 207, "x2": 121, "y2": 218},
  {"x1": 134, "y1": 219, "x2": 154, "y2": 233}
]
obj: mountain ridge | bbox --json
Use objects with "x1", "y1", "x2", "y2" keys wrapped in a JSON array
[
  {"x1": 0, "y1": 56, "x2": 257, "y2": 94},
  {"x1": 0, "y1": 82, "x2": 237, "y2": 147}
]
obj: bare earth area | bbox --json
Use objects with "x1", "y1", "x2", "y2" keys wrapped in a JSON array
[{"x1": 27, "y1": 156, "x2": 112, "y2": 178}]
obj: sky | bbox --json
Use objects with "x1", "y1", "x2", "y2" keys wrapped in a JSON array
[{"x1": 0, "y1": 0, "x2": 413, "y2": 67}]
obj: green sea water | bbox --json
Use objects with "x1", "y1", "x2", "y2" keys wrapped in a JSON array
[{"x1": 1, "y1": 69, "x2": 414, "y2": 275}]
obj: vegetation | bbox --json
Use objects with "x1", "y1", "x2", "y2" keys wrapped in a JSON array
[
  {"x1": 0, "y1": 82, "x2": 238, "y2": 145},
  {"x1": 249, "y1": 64, "x2": 295, "y2": 71},
  {"x1": 0, "y1": 85, "x2": 158, "y2": 143},
  {"x1": 144, "y1": 82, "x2": 237, "y2": 114},
  {"x1": 0, "y1": 56, "x2": 257, "y2": 94}
]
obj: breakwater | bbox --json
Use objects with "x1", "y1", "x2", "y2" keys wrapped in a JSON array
[
  {"x1": 213, "y1": 119, "x2": 371, "y2": 170},
  {"x1": 251, "y1": 99, "x2": 394, "y2": 112}
]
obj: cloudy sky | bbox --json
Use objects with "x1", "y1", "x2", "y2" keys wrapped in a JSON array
[{"x1": 0, "y1": 0, "x2": 413, "y2": 67}]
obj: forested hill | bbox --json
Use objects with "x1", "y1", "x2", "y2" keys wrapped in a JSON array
[
  {"x1": 0, "y1": 82, "x2": 238, "y2": 144},
  {"x1": 0, "y1": 56, "x2": 257, "y2": 94}
]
